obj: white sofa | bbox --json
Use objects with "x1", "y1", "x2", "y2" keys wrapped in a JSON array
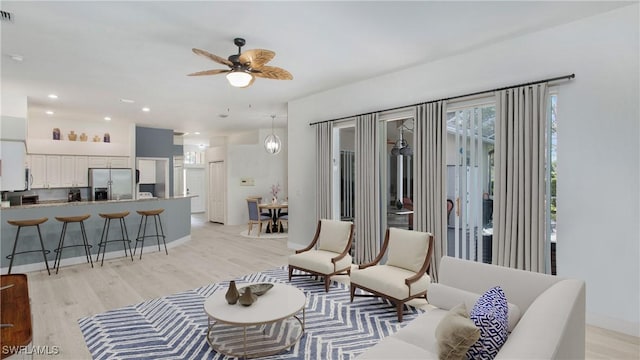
[{"x1": 357, "y1": 256, "x2": 586, "y2": 359}]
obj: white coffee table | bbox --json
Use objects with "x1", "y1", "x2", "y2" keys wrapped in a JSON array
[{"x1": 204, "y1": 282, "x2": 306, "y2": 358}]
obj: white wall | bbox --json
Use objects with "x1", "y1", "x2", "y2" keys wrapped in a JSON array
[
  {"x1": 288, "y1": 5, "x2": 639, "y2": 335},
  {"x1": 206, "y1": 128, "x2": 288, "y2": 226}
]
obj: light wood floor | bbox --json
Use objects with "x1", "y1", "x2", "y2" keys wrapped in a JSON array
[{"x1": 21, "y1": 214, "x2": 639, "y2": 359}]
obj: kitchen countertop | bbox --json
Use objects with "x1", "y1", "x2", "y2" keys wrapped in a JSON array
[{"x1": 0, "y1": 195, "x2": 196, "y2": 210}]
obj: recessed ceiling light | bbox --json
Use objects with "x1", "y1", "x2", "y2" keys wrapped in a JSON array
[
  {"x1": 104, "y1": 116, "x2": 111, "y2": 121},
  {"x1": 120, "y1": 98, "x2": 135, "y2": 103},
  {"x1": 198, "y1": 144, "x2": 205, "y2": 148},
  {"x1": 46, "y1": 110, "x2": 54, "y2": 115},
  {"x1": 142, "y1": 107, "x2": 150, "y2": 112},
  {"x1": 48, "y1": 94, "x2": 58, "y2": 99},
  {"x1": 194, "y1": 132, "x2": 200, "y2": 135}
]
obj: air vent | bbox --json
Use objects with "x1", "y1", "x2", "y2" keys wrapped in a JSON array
[{"x1": 1, "y1": 10, "x2": 13, "y2": 22}]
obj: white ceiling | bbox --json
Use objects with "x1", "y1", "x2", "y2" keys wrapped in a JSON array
[{"x1": 1, "y1": 1, "x2": 631, "y2": 144}]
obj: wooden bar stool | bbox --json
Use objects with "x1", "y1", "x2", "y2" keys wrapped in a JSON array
[
  {"x1": 134, "y1": 209, "x2": 167, "y2": 259},
  {"x1": 6, "y1": 217, "x2": 51, "y2": 275},
  {"x1": 53, "y1": 214, "x2": 93, "y2": 274},
  {"x1": 96, "y1": 211, "x2": 133, "y2": 266}
]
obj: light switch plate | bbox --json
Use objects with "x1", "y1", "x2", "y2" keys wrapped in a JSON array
[{"x1": 240, "y1": 177, "x2": 255, "y2": 186}]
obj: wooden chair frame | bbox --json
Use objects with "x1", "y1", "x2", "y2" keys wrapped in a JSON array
[
  {"x1": 277, "y1": 216, "x2": 288, "y2": 232},
  {"x1": 288, "y1": 220, "x2": 355, "y2": 292},
  {"x1": 350, "y1": 229, "x2": 435, "y2": 322}
]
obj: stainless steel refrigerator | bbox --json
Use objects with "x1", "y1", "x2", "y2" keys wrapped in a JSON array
[{"x1": 89, "y1": 168, "x2": 133, "y2": 200}]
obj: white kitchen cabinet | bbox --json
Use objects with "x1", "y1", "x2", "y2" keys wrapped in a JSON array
[
  {"x1": 60, "y1": 156, "x2": 75, "y2": 187},
  {"x1": 28, "y1": 154, "x2": 82, "y2": 189},
  {"x1": 28, "y1": 154, "x2": 46, "y2": 189},
  {"x1": 88, "y1": 156, "x2": 129, "y2": 169},
  {"x1": 88, "y1": 156, "x2": 108, "y2": 168},
  {"x1": 75, "y1": 156, "x2": 89, "y2": 186},
  {"x1": 45, "y1": 155, "x2": 61, "y2": 188},
  {"x1": 109, "y1": 157, "x2": 129, "y2": 168},
  {"x1": 61, "y1": 156, "x2": 88, "y2": 187},
  {"x1": 138, "y1": 159, "x2": 156, "y2": 184}
]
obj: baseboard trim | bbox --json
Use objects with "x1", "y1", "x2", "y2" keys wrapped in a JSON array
[
  {"x1": 1, "y1": 235, "x2": 191, "y2": 274},
  {"x1": 587, "y1": 312, "x2": 640, "y2": 337}
]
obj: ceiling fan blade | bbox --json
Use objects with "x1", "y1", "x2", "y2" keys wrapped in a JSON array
[
  {"x1": 187, "y1": 69, "x2": 230, "y2": 76},
  {"x1": 239, "y1": 49, "x2": 275, "y2": 69},
  {"x1": 192, "y1": 48, "x2": 233, "y2": 67},
  {"x1": 252, "y1": 66, "x2": 293, "y2": 80}
]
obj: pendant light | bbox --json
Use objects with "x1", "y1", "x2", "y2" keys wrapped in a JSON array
[{"x1": 264, "y1": 115, "x2": 282, "y2": 155}]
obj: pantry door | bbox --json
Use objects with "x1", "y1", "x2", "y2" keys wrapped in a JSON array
[{"x1": 186, "y1": 167, "x2": 205, "y2": 213}]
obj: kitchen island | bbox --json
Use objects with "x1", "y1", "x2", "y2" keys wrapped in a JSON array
[{"x1": 0, "y1": 196, "x2": 192, "y2": 273}]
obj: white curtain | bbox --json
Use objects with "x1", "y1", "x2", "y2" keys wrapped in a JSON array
[
  {"x1": 315, "y1": 121, "x2": 333, "y2": 220},
  {"x1": 354, "y1": 113, "x2": 381, "y2": 264},
  {"x1": 493, "y1": 84, "x2": 549, "y2": 272},
  {"x1": 414, "y1": 101, "x2": 447, "y2": 281}
]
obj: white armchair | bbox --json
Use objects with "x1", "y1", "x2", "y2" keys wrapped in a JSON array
[
  {"x1": 288, "y1": 219, "x2": 354, "y2": 292},
  {"x1": 350, "y1": 227, "x2": 434, "y2": 322}
]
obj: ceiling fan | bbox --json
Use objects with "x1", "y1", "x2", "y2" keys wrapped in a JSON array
[{"x1": 188, "y1": 37, "x2": 293, "y2": 88}]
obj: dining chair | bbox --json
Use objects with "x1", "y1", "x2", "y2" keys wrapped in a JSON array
[
  {"x1": 247, "y1": 196, "x2": 271, "y2": 217},
  {"x1": 246, "y1": 198, "x2": 271, "y2": 236},
  {"x1": 277, "y1": 214, "x2": 288, "y2": 232}
]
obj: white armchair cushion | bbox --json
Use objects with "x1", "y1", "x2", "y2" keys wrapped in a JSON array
[
  {"x1": 386, "y1": 228, "x2": 431, "y2": 273},
  {"x1": 351, "y1": 264, "x2": 430, "y2": 300},
  {"x1": 317, "y1": 219, "x2": 353, "y2": 254},
  {"x1": 289, "y1": 250, "x2": 352, "y2": 275}
]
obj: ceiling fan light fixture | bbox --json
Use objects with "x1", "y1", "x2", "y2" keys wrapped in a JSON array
[
  {"x1": 226, "y1": 70, "x2": 253, "y2": 88},
  {"x1": 400, "y1": 145, "x2": 413, "y2": 156}
]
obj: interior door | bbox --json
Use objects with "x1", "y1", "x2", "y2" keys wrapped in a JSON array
[
  {"x1": 186, "y1": 167, "x2": 205, "y2": 213},
  {"x1": 208, "y1": 161, "x2": 225, "y2": 223}
]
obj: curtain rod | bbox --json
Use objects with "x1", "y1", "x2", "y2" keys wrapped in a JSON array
[{"x1": 309, "y1": 73, "x2": 575, "y2": 126}]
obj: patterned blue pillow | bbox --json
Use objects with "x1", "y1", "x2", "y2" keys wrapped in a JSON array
[{"x1": 466, "y1": 286, "x2": 509, "y2": 359}]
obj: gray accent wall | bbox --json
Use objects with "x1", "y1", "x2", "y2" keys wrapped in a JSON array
[{"x1": 136, "y1": 127, "x2": 184, "y2": 196}]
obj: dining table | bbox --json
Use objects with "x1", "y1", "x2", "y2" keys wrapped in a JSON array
[{"x1": 258, "y1": 202, "x2": 288, "y2": 233}]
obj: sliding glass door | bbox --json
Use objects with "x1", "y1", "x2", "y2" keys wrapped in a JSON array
[
  {"x1": 446, "y1": 103, "x2": 495, "y2": 262},
  {"x1": 333, "y1": 125, "x2": 356, "y2": 221},
  {"x1": 379, "y1": 112, "x2": 415, "y2": 235}
]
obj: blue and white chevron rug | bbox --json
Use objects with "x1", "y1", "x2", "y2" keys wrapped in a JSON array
[{"x1": 78, "y1": 266, "x2": 425, "y2": 359}]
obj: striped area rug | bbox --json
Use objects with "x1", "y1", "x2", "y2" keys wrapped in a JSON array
[{"x1": 78, "y1": 266, "x2": 425, "y2": 359}]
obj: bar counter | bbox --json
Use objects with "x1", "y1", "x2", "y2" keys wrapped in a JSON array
[{"x1": 0, "y1": 196, "x2": 192, "y2": 273}]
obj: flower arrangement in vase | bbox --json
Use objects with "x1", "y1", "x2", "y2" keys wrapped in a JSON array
[{"x1": 270, "y1": 183, "x2": 281, "y2": 204}]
